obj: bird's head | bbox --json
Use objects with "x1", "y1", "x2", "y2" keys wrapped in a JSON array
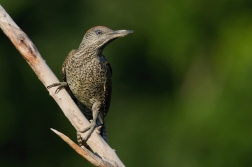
[{"x1": 79, "y1": 26, "x2": 133, "y2": 53}]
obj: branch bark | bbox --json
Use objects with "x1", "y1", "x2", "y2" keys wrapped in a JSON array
[{"x1": 0, "y1": 5, "x2": 124, "y2": 167}]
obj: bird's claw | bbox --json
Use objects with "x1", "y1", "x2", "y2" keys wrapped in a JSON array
[
  {"x1": 95, "y1": 126, "x2": 102, "y2": 134},
  {"x1": 54, "y1": 87, "x2": 63, "y2": 94},
  {"x1": 80, "y1": 121, "x2": 96, "y2": 133},
  {"x1": 79, "y1": 121, "x2": 97, "y2": 142},
  {"x1": 47, "y1": 82, "x2": 67, "y2": 94}
]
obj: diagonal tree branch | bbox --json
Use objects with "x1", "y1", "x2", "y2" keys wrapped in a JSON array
[{"x1": 0, "y1": 5, "x2": 124, "y2": 167}]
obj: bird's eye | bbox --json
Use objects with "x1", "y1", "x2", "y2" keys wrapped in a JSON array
[{"x1": 96, "y1": 30, "x2": 103, "y2": 35}]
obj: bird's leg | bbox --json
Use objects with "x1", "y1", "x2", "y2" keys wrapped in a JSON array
[
  {"x1": 79, "y1": 101, "x2": 101, "y2": 142},
  {"x1": 47, "y1": 82, "x2": 68, "y2": 93}
]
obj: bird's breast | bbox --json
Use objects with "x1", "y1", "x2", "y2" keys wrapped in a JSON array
[{"x1": 65, "y1": 56, "x2": 112, "y2": 107}]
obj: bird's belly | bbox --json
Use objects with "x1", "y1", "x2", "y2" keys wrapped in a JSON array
[{"x1": 67, "y1": 65, "x2": 111, "y2": 109}]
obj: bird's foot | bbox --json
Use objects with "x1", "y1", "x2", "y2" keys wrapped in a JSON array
[
  {"x1": 79, "y1": 120, "x2": 97, "y2": 142},
  {"x1": 77, "y1": 131, "x2": 89, "y2": 148},
  {"x1": 47, "y1": 82, "x2": 67, "y2": 93},
  {"x1": 95, "y1": 126, "x2": 102, "y2": 134}
]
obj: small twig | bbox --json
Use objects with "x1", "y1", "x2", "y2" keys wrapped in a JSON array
[
  {"x1": 50, "y1": 128, "x2": 112, "y2": 167},
  {"x1": 0, "y1": 5, "x2": 124, "y2": 167}
]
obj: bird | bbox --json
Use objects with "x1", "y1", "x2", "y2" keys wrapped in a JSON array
[{"x1": 47, "y1": 26, "x2": 133, "y2": 146}]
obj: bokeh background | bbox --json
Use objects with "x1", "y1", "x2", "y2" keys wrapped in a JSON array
[{"x1": 1, "y1": 0, "x2": 252, "y2": 167}]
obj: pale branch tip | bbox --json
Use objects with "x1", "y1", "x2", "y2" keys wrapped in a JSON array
[{"x1": 50, "y1": 128, "x2": 113, "y2": 167}]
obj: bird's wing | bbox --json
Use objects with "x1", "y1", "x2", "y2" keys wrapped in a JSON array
[
  {"x1": 60, "y1": 49, "x2": 79, "y2": 103},
  {"x1": 61, "y1": 49, "x2": 76, "y2": 82},
  {"x1": 107, "y1": 62, "x2": 112, "y2": 75},
  {"x1": 104, "y1": 61, "x2": 112, "y2": 117}
]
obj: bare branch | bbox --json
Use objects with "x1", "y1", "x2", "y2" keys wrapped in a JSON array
[{"x1": 0, "y1": 5, "x2": 124, "y2": 167}]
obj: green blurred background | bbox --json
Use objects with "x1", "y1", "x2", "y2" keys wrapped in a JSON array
[{"x1": 1, "y1": 0, "x2": 252, "y2": 166}]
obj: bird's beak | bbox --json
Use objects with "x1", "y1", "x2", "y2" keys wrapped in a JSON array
[{"x1": 108, "y1": 30, "x2": 133, "y2": 38}]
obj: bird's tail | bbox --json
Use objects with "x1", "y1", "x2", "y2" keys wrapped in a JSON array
[{"x1": 101, "y1": 122, "x2": 108, "y2": 143}]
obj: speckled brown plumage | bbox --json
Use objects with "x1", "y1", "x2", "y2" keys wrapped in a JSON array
[{"x1": 47, "y1": 26, "x2": 132, "y2": 145}]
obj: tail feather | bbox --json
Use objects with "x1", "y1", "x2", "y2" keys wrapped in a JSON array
[{"x1": 101, "y1": 122, "x2": 108, "y2": 142}]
